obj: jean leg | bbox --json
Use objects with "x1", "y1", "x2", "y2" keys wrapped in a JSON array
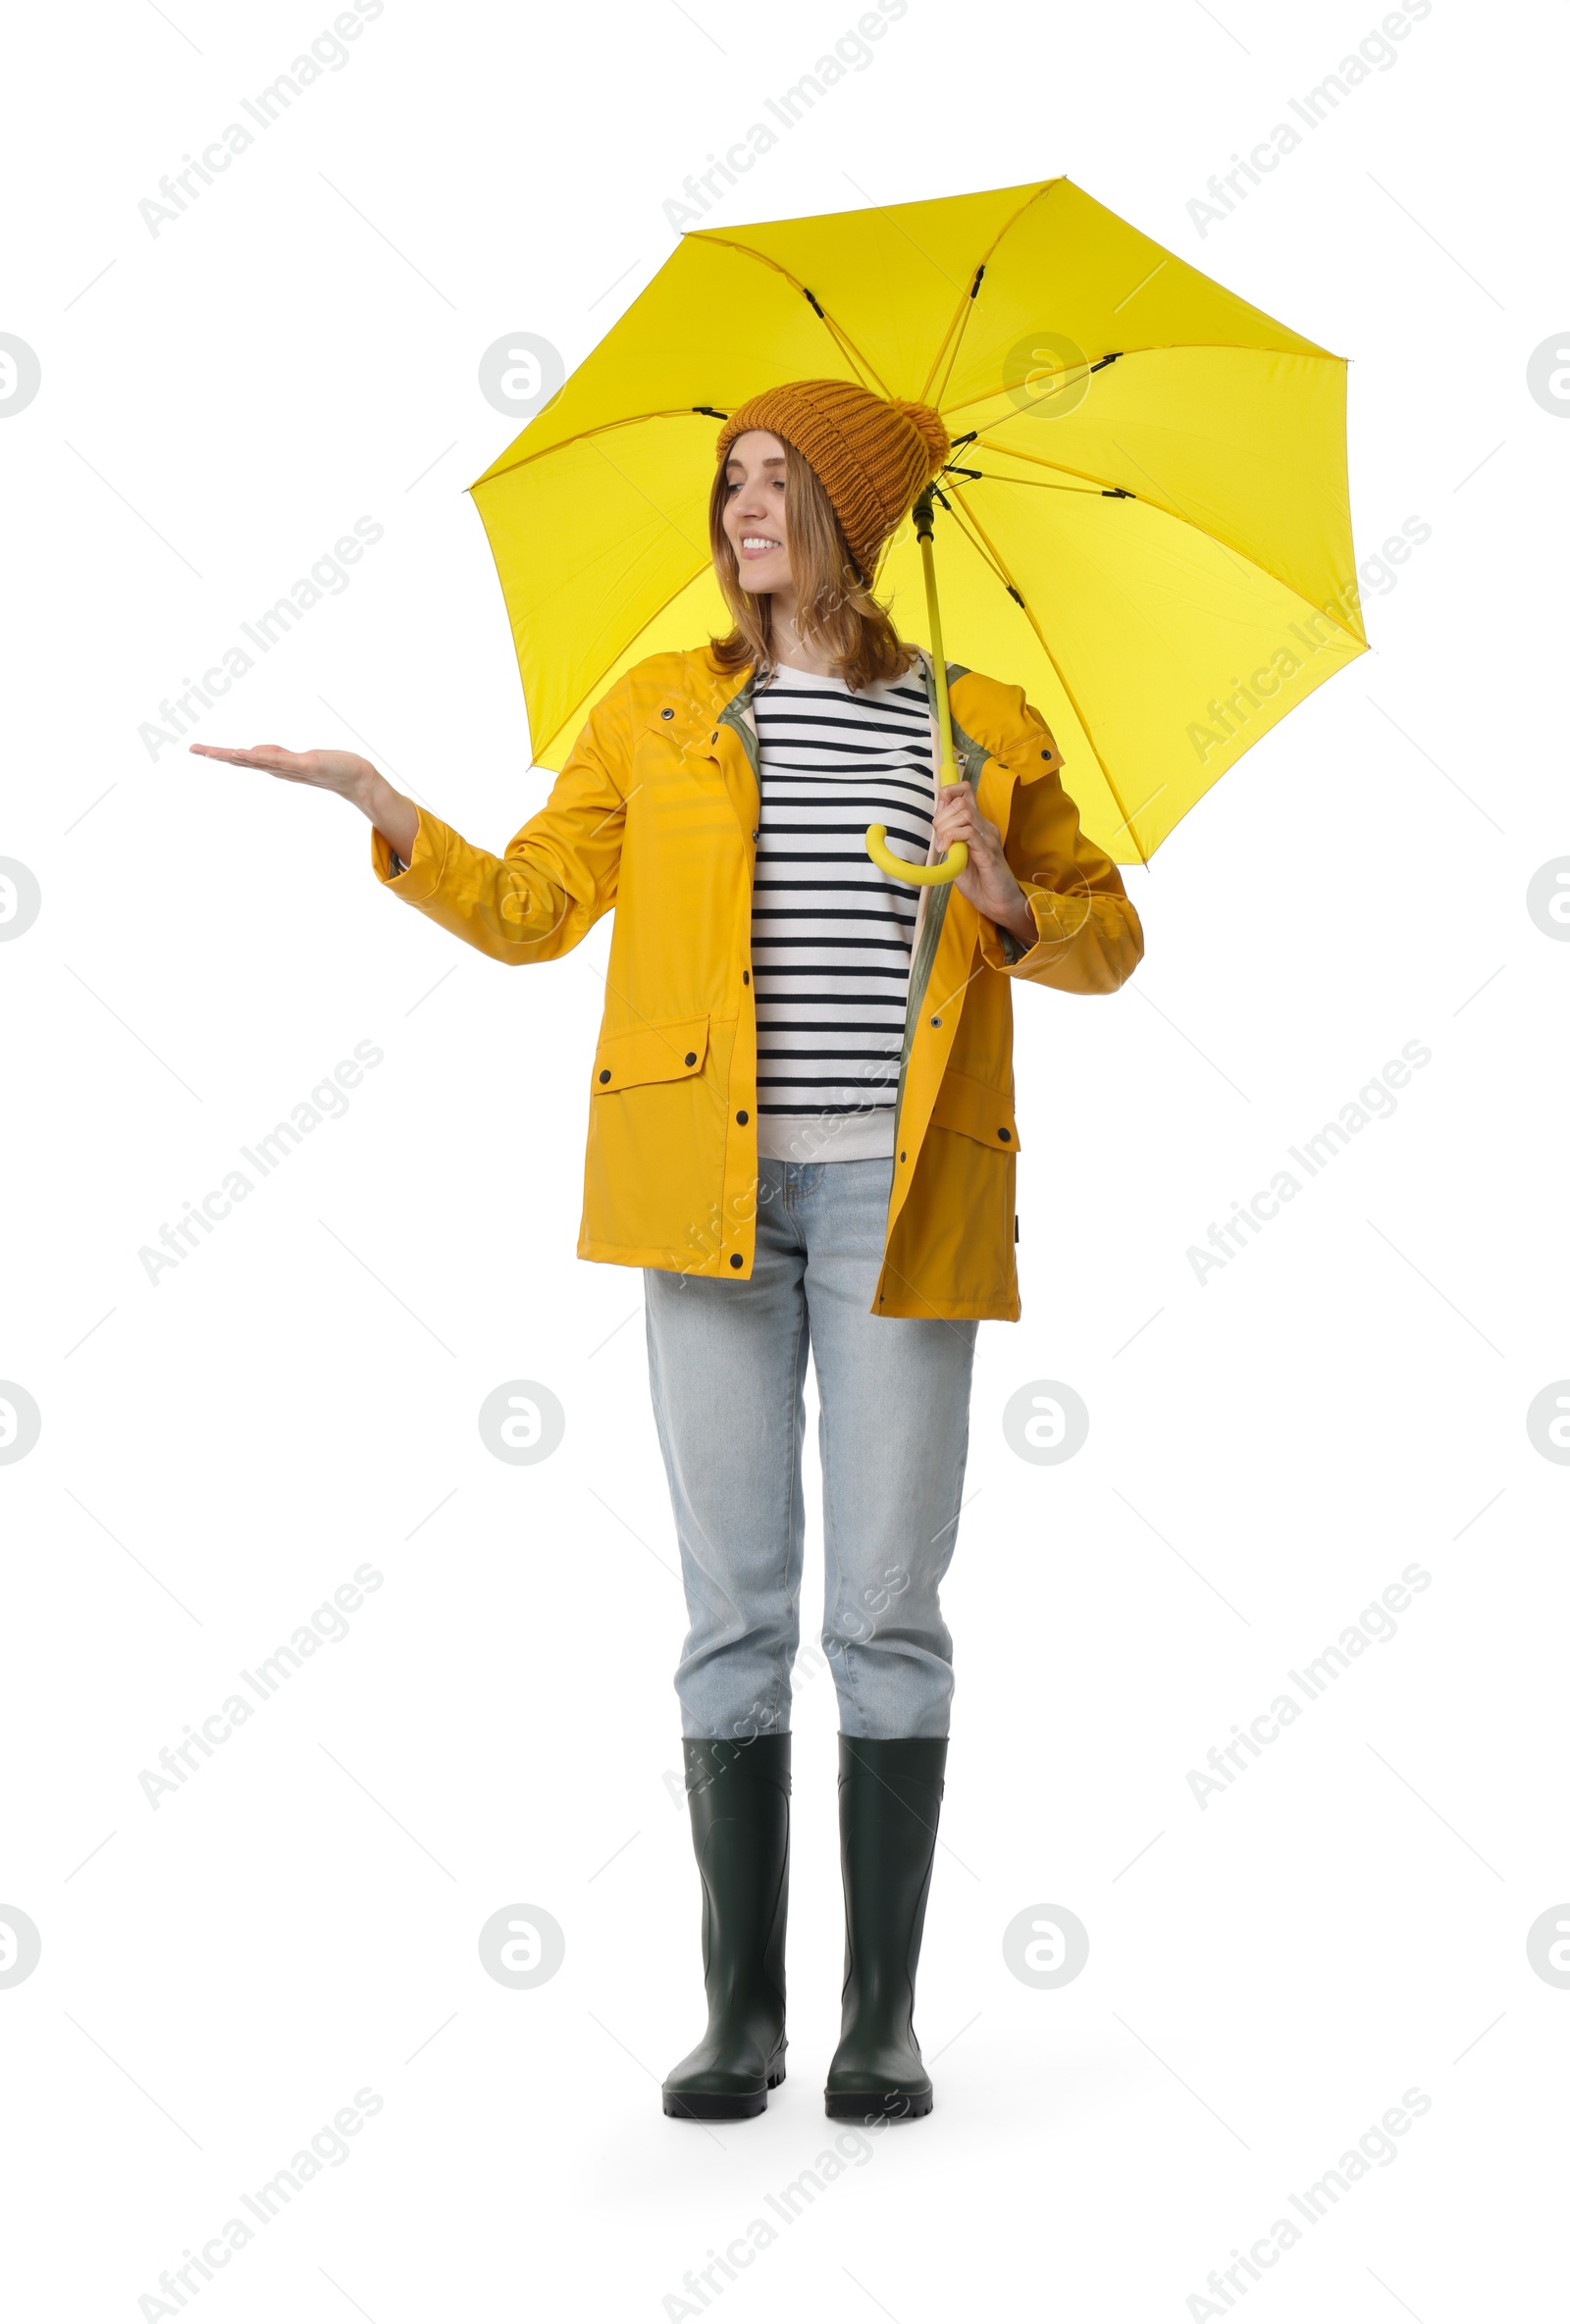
[
  {"x1": 799, "y1": 1158, "x2": 977, "y2": 1738},
  {"x1": 643, "y1": 1164, "x2": 811, "y2": 1739}
]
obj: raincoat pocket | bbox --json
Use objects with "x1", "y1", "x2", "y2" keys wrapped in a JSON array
[
  {"x1": 592, "y1": 1013, "x2": 710, "y2": 1094},
  {"x1": 582, "y1": 1010, "x2": 723, "y2": 1268},
  {"x1": 927, "y1": 1068, "x2": 1020, "y2": 1153}
]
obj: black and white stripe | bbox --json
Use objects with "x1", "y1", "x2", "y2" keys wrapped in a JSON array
[{"x1": 749, "y1": 661, "x2": 934, "y2": 1162}]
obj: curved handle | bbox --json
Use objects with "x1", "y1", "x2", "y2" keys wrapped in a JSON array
[{"x1": 865, "y1": 824, "x2": 968, "y2": 885}]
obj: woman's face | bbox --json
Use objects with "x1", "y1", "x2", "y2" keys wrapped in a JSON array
[{"x1": 720, "y1": 429, "x2": 793, "y2": 598}]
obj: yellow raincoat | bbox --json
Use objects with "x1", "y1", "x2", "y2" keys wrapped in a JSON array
[{"x1": 372, "y1": 645, "x2": 1143, "y2": 1319}]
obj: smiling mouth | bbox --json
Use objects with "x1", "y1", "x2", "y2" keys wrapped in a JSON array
[{"x1": 740, "y1": 536, "x2": 782, "y2": 553}]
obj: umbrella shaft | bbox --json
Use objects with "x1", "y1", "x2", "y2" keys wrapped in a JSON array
[
  {"x1": 919, "y1": 514, "x2": 960, "y2": 790},
  {"x1": 861, "y1": 489, "x2": 968, "y2": 888}
]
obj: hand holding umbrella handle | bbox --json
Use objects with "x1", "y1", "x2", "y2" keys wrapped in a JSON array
[
  {"x1": 865, "y1": 486, "x2": 968, "y2": 889},
  {"x1": 865, "y1": 732, "x2": 968, "y2": 884}
]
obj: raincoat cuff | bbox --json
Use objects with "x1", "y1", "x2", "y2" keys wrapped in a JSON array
[
  {"x1": 980, "y1": 887, "x2": 1091, "y2": 973},
  {"x1": 371, "y1": 808, "x2": 446, "y2": 905}
]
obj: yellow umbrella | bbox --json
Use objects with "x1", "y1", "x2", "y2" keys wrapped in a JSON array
[{"x1": 468, "y1": 175, "x2": 1365, "y2": 870}]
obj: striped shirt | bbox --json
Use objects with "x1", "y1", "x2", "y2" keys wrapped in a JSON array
[{"x1": 750, "y1": 658, "x2": 935, "y2": 1163}]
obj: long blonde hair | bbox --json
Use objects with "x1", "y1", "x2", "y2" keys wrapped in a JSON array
[{"x1": 706, "y1": 438, "x2": 916, "y2": 692}]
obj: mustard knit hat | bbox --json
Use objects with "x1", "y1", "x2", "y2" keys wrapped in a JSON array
[{"x1": 714, "y1": 378, "x2": 951, "y2": 581}]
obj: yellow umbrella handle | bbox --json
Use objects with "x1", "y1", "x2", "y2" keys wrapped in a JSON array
[{"x1": 865, "y1": 487, "x2": 968, "y2": 888}]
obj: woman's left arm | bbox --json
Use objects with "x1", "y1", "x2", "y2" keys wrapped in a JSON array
[{"x1": 933, "y1": 737, "x2": 1144, "y2": 998}]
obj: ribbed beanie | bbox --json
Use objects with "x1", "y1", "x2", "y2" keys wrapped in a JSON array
[{"x1": 714, "y1": 378, "x2": 950, "y2": 580}]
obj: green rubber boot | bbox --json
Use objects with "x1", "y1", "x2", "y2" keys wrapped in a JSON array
[
  {"x1": 823, "y1": 1734, "x2": 948, "y2": 2121},
  {"x1": 662, "y1": 1733, "x2": 790, "y2": 2121}
]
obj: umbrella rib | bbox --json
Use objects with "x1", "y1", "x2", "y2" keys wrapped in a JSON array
[
  {"x1": 941, "y1": 487, "x2": 1148, "y2": 866},
  {"x1": 920, "y1": 180, "x2": 1065, "y2": 413},
  {"x1": 474, "y1": 407, "x2": 748, "y2": 489},
  {"x1": 689, "y1": 232, "x2": 891, "y2": 395},
  {"x1": 943, "y1": 342, "x2": 1345, "y2": 435},
  {"x1": 965, "y1": 470, "x2": 1110, "y2": 495},
  {"x1": 962, "y1": 431, "x2": 1366, "y2": 648},
  {"x1": 919, "y1": 184, "x2": 1333, "y2": 417}
]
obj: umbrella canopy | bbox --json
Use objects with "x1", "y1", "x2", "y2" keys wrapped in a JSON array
[{"x1": 469, "y1": 176, "x2": 1364, "y2": 864}]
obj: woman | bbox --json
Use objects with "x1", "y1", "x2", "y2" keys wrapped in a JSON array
[{"x1": 192, "y1": 377, "x2": 1144, "y2": 2125}]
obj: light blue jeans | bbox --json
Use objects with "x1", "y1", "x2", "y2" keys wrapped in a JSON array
[{"x1": 644, "y1": 1157, "x2": 978, "y2": 1740}]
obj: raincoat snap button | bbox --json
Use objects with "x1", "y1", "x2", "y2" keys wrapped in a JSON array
[
  {"x1": 930, "y1": 1015, "x2": 941, "y2": 1027},
  {"x1": 660, "y1": 706, "x2": 673, "y2": 719},
  {"x1": 742, "y1": 969, "x2": 750, "y2": 984},
  {"x1": 899, "y1": 1151, "x2": 907, "y2": 1162},
  {"x1": 1040, "y1": 748, "x2": 1050, "y2": 758},
  {"x1": 684, "y1": 1051, "x2": 697, "y2": 1066},
  {"x1": 598, "y1": 1069, "x2": 610, "y2": 1084},
  {"x1": 710, "y1": 730, "x2": 718, "y2": 743},
  {"x1": 729, "y1": 1253, "x2": 743, "y2": 1268},
  {"x1": 736, "y1": 1110, "x2": 749, "y2": 1125},
  {"x1": 998, "y1": 1126, "x2": 1011, "y2": 1141}
]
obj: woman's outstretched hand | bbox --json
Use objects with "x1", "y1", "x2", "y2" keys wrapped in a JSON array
[
  {"x1": 188, "y1": 742, "x2": 420, "y2": 861},
  {"x1": 189, "y1": 741, "x2": 370, "y2": 795},
  {"x1": 931, "y1": 778, "x2": 1037, "y2": 951}
]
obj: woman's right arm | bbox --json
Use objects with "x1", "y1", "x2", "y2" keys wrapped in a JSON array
[{"x1": 189, "y1": 691, "x2": 629, "y2": 967}]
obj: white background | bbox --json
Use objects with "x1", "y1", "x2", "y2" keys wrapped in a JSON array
[{"x1": 3, "y1": 1, "x2": 1567, "y2": 2317}]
